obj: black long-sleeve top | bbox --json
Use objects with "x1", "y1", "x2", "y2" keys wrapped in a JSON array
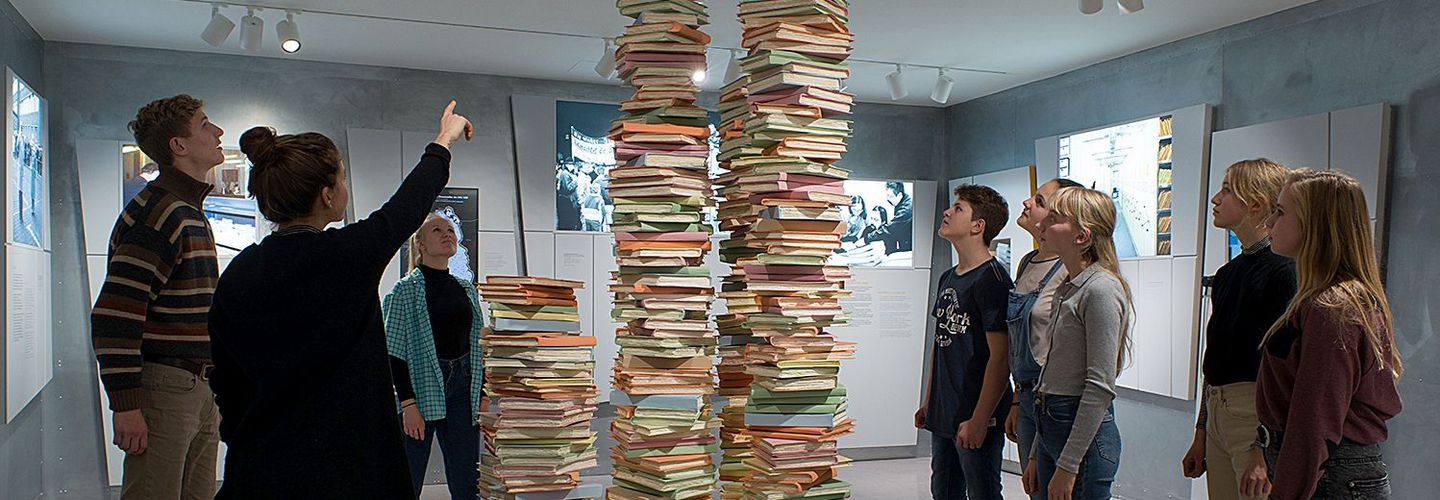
[
  {"x1": 389, "y1": 263, "x2": 473, "y2": 402},
  {"x1": 1202, "y1": 244, "x2": 1296, "y2": 386},
  {"x1": 208, "y1": 143, "x2": 451, "y2": 500}
]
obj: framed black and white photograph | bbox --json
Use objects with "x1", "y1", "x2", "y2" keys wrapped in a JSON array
[{"x1": 832, "y1": 180, "x2": 914, "y2": 268}]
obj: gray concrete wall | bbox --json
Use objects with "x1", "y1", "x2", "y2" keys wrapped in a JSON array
[
  {"x1": 941, "y1": 0, "x2": 1440, "y2": 497},
  {"x1": 10, "y1": 37, "x2": 943, "y2": 499},
  {"x1": 0, "y1": 1, "x2": 67, "y2": 499}
]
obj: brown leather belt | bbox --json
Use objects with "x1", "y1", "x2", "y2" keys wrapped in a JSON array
[{"x1": 147, "y1": 356, "x2": 214, "y2": 380}]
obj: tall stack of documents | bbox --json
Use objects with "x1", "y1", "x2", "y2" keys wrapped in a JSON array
[
  {"x1": 713, "y1": 74, "x2": 763, "y2": 498},
  {"x1": 731, "y1": 1, "x2": 857, "y2": 498},
  {"x1": 609, "y1": 1, "x2": 719, "y2": 499}
]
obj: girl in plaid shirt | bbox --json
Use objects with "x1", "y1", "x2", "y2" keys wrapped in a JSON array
[{"x1": 384, "y1": 213, "x2": 486, "y2": 498}]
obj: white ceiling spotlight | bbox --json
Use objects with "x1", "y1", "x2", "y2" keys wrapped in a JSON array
[
  {"x1": 886, "y1": 64, "x2": 907, "y2": 100},
  {"x1": 199, "y1": 3, "x2": 235, "y2": 47},
  {"x1": 691, "y1": 68, "x2": 707, "y2": 83},
  {"x1": 723, "y1": 49, "x2": 742, "y2": 84},
  {"x1": 930, "y1": 68, "x2": 954, "y2": 104},
  {"x1": 594, "y1": 38, "x2": 617, "y2": 79},
  {"x1": 277, "y1": 10, "x2": 301, "y2": 53},
  {"x1": 1080, "y1": 0, "x2": 1103, "y2": 15},
  {"x1": 238, "y1": 7, "x2": 263, "y2": 51},
  {"x1": 1118, "y1": 0, "x2": 1144, "y2": 14}
]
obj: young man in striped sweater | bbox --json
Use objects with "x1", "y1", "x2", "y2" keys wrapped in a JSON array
[{"x1": 92, "y1": 94, "x2": 225, "y2": 499}]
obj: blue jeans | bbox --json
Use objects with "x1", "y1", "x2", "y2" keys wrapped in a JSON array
[
  {"x1": 1034, "y1": 395, "x2": 1121, "y2": 500},
  {"x1": 1014, "y1": 386, "x2": 1047, "y2": 500},
  {"x1": 404, "y1": 355, "x2": 479, "y2": 499},
  {"x1": 930, "y1": 421, "x2": 1006, "y2": 499}
]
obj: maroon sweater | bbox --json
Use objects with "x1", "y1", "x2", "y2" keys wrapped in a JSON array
[{"x1": 1256, "y1": 295, "x2": 1402, "y2": 500}]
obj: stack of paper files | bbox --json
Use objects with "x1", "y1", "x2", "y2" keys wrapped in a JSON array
[
  {"x1": 476, "y1": 276, "x2": 601, "y2": 499},
  {"x1": 730, "y1": 1, "x2": 856, "y2": 498},
  {"x1": 610, "y1": 1, "x2": 719, "y2": 499},
  {"x1": 607, "y1": 392, "x2": 721, "y2": 500},
  {"x1": 709, "y1": 70, "x2": 763, "y2": 500}
]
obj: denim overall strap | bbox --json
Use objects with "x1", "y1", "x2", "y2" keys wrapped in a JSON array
[{"x1": 1007, "y1": 255, "x2": 1065, "y2": 383}]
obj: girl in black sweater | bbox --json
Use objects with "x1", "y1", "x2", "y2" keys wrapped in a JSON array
[{"x1": 208, "y1": 102, "x2": 472, "y2": 499}]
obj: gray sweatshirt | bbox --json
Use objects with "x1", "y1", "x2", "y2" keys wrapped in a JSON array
[{"x1": 1031, "y1": 264, "x2": 1128, "y2": 473}]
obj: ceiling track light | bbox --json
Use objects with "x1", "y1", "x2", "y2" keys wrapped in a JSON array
[
  {"x1": 931, "y1": 68, "x2": 954, "y2": 104},
  {"x1": 277, "y1": 10, "x2": 302, "y2": 53},
  {"x1": 886, "y1": 64, "x2": 907, "y2": 101},
  {"x1": 723, "y1": 49, "x2": 742, "y2": 84},
  {"x1": 239, "y1": 7, "x2": 263, "y2": 51},
  {"x1": 1118, "y1": 0, "x2": 1144, "y2": 14},
  {"x1": 200, "y1": 3, "x2": 236, "y2": 47},
  {"x1": 1080, "y1": 0, "x2": 1103, "y2": 15},
  {"x1": 594, "y1": 38, "x2": 617, "y2": 79}
]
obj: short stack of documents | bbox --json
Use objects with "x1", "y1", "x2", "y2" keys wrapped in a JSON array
[
  {"x1": 609, "y1": 1, "x2": 720, "y2": 499},
  {"x1": 476, "y1": 276, "x2": 602, "y2": 499},
  {"x1": 731, "y1": 0, "x2": 857, "y2": 498}
]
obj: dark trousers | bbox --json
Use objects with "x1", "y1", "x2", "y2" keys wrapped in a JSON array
[
  {"x1": 1261, "y1": 428, "x2": 1391, "y2": 499},
  {"x1": 930, "y1": 421, "x2": 1006, "y2": 499},
  {"x1": 404, "y1": 356, "x2": 479, "y2": 499}
]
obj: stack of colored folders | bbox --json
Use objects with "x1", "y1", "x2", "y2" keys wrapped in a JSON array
[
  {"x1": 476, "y1": 276, "x2": 603, "y2": 500},
  {"x1": 609, "y1": 1, "x2": 719, "y2": 499},
  {"x1": 713, "y1": 74, "x2": 763, "y2": 498},
  {"x1": 731, "y1": 0, "x2": 857, "y2": 499}
]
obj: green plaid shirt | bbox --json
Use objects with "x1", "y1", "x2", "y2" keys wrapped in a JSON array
[{"x1": 382, "y1": 268, "x2": 484, "y2": 421}]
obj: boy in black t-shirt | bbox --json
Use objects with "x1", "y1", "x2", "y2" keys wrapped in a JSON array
[{"x1": 915, "y1": 184, "x2": 1014, "y2": 499}]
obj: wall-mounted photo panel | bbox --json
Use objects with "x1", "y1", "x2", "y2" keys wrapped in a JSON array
[
  {"x1": 3, "y1": 68, "x2": 51, "y2": 423},
  {"x1": 7, "y1": 68, "x2": 45, "y2": 250},
  {"x1": 832, "y1": 180, "x2": 914, "y2": 268},
  {"x1": 1058, "y1": 115, "x2": 1170, "y2": 257},
  {"x1": 554, "y1": 100, "x2": 623, "y2": 232}
]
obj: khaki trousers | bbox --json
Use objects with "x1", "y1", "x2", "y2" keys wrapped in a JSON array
[
  {"x1": 1204, "y1": 382, "x2": 1265, "y2": 500},
  {"x1": 120, "y1": 363, "x2": 219, "y2": 500}
]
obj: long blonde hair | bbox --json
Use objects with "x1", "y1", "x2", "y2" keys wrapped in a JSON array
[
  {"x1": 1263, "y1": 169, "x2": 1401, "y2": 380},
  {"x1": 1049, "y1": 187, "x2": 1134, "y2": 368}
]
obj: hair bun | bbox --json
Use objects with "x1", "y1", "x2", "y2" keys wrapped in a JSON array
[{"x1": 240, "y1": 126, "x2": 279, "y2": 165}]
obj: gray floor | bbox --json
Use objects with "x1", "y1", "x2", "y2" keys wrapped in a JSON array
[{"x1": 420, "y1": 457, "x2": 1030, "y2": 499}]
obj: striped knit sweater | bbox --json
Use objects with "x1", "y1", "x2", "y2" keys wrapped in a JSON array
[{"x1": 91, "y1": 170, "x2": 219, "y2": 412}]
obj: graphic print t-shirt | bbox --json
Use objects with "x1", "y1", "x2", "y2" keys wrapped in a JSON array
[{"x1": 925, "y1": 258, "x2": 1015, "y2": 438}]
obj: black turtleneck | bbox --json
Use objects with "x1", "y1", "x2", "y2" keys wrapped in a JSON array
[
  {"x1": 1202, "y1": 244, "x2": 1296, "y2": 386},
  {"x1": 389, "y1": 263, "x2": 474, "y2": 402}
]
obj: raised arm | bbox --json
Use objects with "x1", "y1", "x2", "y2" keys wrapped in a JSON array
[{"x1": 337, "y1": 101, "x2": 474, "y2": 266}]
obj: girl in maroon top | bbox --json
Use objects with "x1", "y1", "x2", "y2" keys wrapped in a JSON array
[{"x1": 1247, "y1": 169, "x2": 1402, "y2": 499}]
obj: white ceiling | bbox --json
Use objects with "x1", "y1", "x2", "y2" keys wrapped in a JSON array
[{"x1": 11, "y1": 0, "x2": 1314, "y2": 107}]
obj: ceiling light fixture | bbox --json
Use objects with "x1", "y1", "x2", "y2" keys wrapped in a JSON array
[
  {"x1": 594, "y1": 38, "x2": 617, "y2": 79},
  {"x1": 277, "y1": 10, "x2": 301, "y2": 53},
  {"x1": 200, "y1": 3, "x2": 236, "y2": 47},
  {"x1": 239, "y1": 7, "x2": 263, "y2": 51},
  {"x1": 723, "y1": 49, "x2": 742, "y2": 83},
  {"x1": 931, "y1": 68, "x2": 954, "y2": 104},
  {"x1": 886, "y1": 64, "x2": 907, "y2": 100},
  {"x1": 691, "y1": 68, "x2": 707, "y2": 83},
  {"x1": 1118, "y1": 0, "x2": 1144, "y2": 14},
  {"x1": 1080, "y1": 0, "x2": 1103, "y2": 15}
]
